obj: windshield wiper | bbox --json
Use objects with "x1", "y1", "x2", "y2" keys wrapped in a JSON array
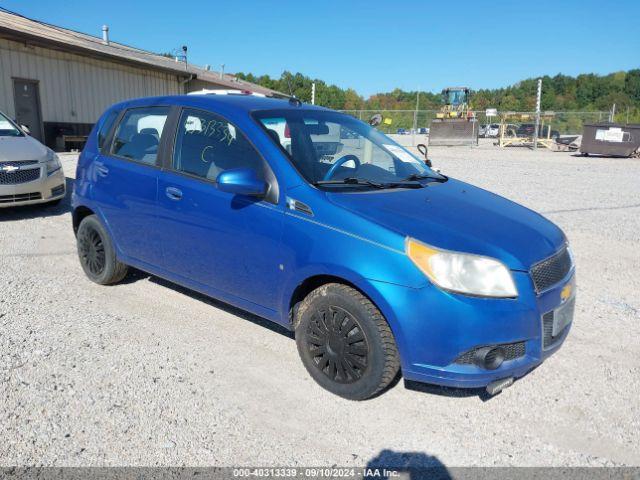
[
  {"x1": 402, "y1": 173, "x2": 448, "y2": 183},
  {"x1": 313, "y1": 177, "x2": 386, "y2": 189},
  {"x1": 314, "y1": 177, "x2": 425, "y2": 190}
]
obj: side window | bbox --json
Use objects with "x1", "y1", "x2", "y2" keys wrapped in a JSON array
[
  {"x1": 110, "y1": 107, "x2": 169, "y2": 164},
  {"x1": 173, "y1": 108, "x2": 265, "y2": 181},
  {"x1": 97, "y1": 110, "x2": 119, "y2": 150}
]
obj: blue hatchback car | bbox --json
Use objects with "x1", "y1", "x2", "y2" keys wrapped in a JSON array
[{"x1": 72, "y1": 94, "x2": 575, "y2": 400}]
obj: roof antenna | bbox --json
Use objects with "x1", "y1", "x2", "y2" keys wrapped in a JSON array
[{"x1": 286, "y1": 75, "x2": 301, "y2": 106}]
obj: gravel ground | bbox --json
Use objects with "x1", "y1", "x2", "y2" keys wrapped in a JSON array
[{"x1": 1, "y1": 142, "x2": 639, "y2": 468}]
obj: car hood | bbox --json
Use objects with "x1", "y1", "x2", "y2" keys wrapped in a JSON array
[
  {"x1": 326, "y1": 178, "x2": 565, "y2": 271},
  {"x1": 0, "y1": 135, "x2": 48, "y2": 162}
]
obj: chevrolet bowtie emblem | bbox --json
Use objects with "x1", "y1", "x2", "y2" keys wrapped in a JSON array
[
  {"x1": 1, "y1": 165, "x2": 19, "y2": 172},
  {"x1": 560, "y1": 283, "x2": 572, "y2": 303}
]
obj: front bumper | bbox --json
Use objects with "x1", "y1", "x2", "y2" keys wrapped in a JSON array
[
  {"x1": 0, "y1": 166, "x2": 66, "y2": 207},
  {"x1": 370, "y1": 269, "x2": 575, "y2": 388}
]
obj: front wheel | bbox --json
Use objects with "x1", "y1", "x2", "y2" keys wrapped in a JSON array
[
  {"x1": 76, "y1": 214, "x2": 128, "y2": 285},
  {"x1": 295, "y1": 283, "x2": 400, "y2": 400}
]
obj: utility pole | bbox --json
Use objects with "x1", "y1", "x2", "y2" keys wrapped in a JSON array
[
  {"x1": 533, "y1": 78, "x2": 542, "y2": 149},
  {"x1": 220, "y1": 64, "x2": 225, "y2": 80},
  {"x1": 412, "y1": 89, "x2": 420, "y2": 146},
  {"x1": 311, "y1": 82, "x2": 316, "y2": 105},
  {"x1": 610, "y1": 103, "x2": 616, "y2": 123}
]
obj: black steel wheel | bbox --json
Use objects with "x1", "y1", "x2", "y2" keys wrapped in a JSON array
[
  {"x1": 295, "y1": 283, "x2": 400, "y2": 400},
  {"x1": 76, "y1": 214, "x2": 128, "y2": 285}
]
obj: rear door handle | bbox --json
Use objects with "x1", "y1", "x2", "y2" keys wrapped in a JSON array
[
  {"x1": 95, "y1": 163, "x2": 109, "y2": 177},
  {"x1": 165, "y1": 186, "x2": 183, "y2": 201}
]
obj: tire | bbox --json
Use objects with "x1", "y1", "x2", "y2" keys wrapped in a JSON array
[
  {"x1": 76, "y1": 214, "x2": 128, "y2": 285},
  {"x1": 295, "y1": 283, "x2": 400, "y2": 400}
]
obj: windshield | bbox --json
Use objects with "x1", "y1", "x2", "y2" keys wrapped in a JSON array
[
  {"x1": 0, "y1": 112, "x2": 23, "y2": 137},
  {"x1": 254, "y1": 109, "x2": 443, "y2": 188},
  {"x1": 444, "y1": 89, "x2": 467, "y2": 106}
]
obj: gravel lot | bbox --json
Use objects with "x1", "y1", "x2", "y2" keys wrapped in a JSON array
[{"x1": 1, "y1": 142, "x2": 639, "y2": 468}]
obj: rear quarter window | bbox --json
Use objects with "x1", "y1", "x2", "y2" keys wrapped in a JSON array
[{"x1": 97, "y1": 110, "x2": 120, "y2": 150}]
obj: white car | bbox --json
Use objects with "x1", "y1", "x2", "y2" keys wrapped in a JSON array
[
  {"x1": 486, "y1": 123, "x2": 500, "y2": 137},
  {"x1": 0, "y1": 110, "x2": 65, "y2": 207}
]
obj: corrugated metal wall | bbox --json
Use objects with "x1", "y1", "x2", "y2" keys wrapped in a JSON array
[
  {"x1": 189, "y1": 79, "x2": 228, "y2": 92},
  {"x1": 0, "y1": 37, "x2": 183, "y2": 123}
]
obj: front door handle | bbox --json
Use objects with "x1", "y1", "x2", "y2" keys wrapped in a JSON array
[{"x1": 165, "y1": 186, "x2": 183, "y2": 201}]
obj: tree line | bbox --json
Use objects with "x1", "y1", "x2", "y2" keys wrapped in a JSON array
[{"x1": 235, "y1": 69, "x2": 640, "y2": 124}]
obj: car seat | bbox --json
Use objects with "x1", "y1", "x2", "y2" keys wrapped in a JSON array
[{"x1": 117, "y1": 133, "x2": 159, "y2": 163}]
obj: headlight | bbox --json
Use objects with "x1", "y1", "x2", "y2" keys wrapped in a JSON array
[
  {"x1": 46, "y1": 149, "x2": 62, "y2": 175},
  {"x1": 406, "y1": 238, "x2": 518, "y2": 298}
]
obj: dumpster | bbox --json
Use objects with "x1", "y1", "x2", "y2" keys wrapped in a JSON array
[{"x1": 580, "y1": 123, "x2": 640, "y2": 157}]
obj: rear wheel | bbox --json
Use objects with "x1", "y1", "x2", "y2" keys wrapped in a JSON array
[
  {"x1": 76, "y1": 215, "x2": 128, "y2": 285},
  {"x1": 295, "y1": 283, "x2": 400, "y2": 400}
]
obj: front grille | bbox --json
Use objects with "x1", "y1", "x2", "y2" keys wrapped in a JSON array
[
  {"x1": 0, "y1": 192, "x2": 42, "y2": 204},
  {"x1": 0, "y1": 160, "x2": 38, "y2": 168},
  {"x1": 0, "y1": 167, "x2": 41, "y2": 185},
  {"x1": 542, "y1": 298, "x2": 575, "y2": 349},
  {"x1": 530, "y1": 246, "x2": 572, "y2": 293},
  {"x1": 455, "y1": 341, "x2": 526, "y2": 364}
]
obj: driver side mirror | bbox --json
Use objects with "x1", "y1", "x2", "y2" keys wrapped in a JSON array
[
  {"x1": 417, "y1": 143, "x2": 432, "y2": 168},
  {"x1": 216, "y1": 168, "x2": 267, "y2": 197},
  {"x1": 20, "y1": 124, "x2": 31, "y2": 135}
]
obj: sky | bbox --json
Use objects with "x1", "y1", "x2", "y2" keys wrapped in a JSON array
[{"x1": 2, "y1": 0, "x2": 639, "y2": 97}]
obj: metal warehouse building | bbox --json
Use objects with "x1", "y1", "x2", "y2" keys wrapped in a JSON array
[{"x1": 0, "y1": 9, "x2": 282, "y2": 150}]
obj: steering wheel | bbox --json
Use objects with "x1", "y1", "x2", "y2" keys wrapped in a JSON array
[{"x1": 323, "y1": 155, "x2": 361, "y2": 181}]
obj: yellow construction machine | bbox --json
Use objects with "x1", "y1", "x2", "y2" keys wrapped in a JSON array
[{"x1": 429, "y1": 87, "x2": 479, "y2": 146}]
